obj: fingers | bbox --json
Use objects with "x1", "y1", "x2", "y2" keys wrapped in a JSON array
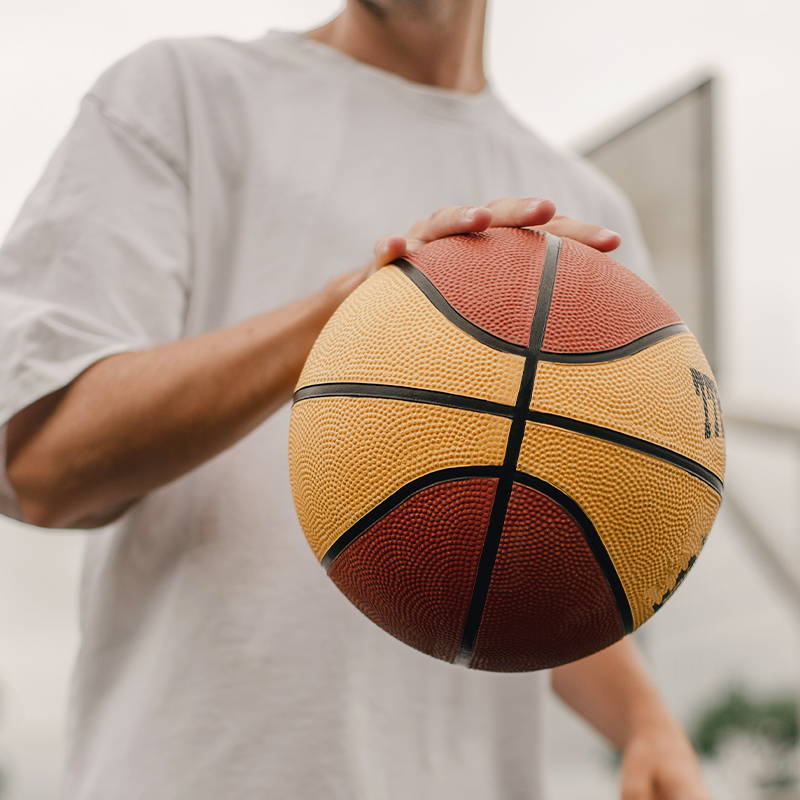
[
  {"x1": 363, "y1": 204, "x2": 492, "y2": 282},
  {"x1": 403, "y1": 201, "x2": 620, "y2": 255},
  {"x1": 365, "y1": 200, "x2": 622, "y2": 287},
  {"x1": 404, "y1": 198, "x2": 557, "y2": 246},
  {"x1": 620, "y1": 749, "x2": 657, "y2": 800},
  {"x1": 405, "y1": 205, "x2": 492, "y2": 246},
  {"x1": 358, "y1": 234, "x2": 408, "y2": 282},
  {"x1": 373, "y1": 235, "x2": 407, "y2": 267},
  {"x1": 619, "y1": 730, "x2": 711, "y2": 800},
  {"x1": 485, "y1": 197, "x2": 556, "y2": 228},
  {"x1": 479, "y1": 199, "x2": 620, "y2": 253},
  {"x1": 538, "y1": 215, "x2": 621, "y2": 252}
]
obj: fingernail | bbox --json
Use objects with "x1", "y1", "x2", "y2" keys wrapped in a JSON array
[
  {"x1": 528, "y1": 199, "x2": 543, "y2": 212},
  {"x1": 600, "y1": 228, "x2": 619, "y2": 239},
  {"x1": 465, "y1": 207, "x2": 477, "y2": 221}
]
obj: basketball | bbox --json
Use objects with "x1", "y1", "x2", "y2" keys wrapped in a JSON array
[{"x1": 288, "y1": 227, "x2": 725, "y2": 672}]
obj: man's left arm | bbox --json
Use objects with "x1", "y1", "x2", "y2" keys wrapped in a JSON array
[{"x1": 551, "y1": 637, "x2": 710, "y2": 800}]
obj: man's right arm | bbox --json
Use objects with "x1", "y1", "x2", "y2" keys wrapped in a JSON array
[
  {"x1": 6, "y1": 269, "x2": 363, "y2": 529},
  {"x1": 5, "y1": 197, "x2": 615, "y2": 530},
  {"x1": 3, "y1": 208, "x2": 460, "y2": 530}
]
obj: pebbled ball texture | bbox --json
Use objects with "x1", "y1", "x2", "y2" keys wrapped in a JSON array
[
  {"x1": 532, "y1": 333, "x2": 725, "y2": 480},
  {"x1": 289, "y1": 396, "x2": 510, "y2": 560},
  {"x1": 543, "y1": 236, "x2": 681, "y2": 353},
  {"x1": 469, "y1": 483, "x2": 624, "y2": 672},
  {"x1": 405, "y1": 228, "x2": 546, "y2": 347},
  {"x1": 288, "y1": 227, "x2": 725, "y2": 671},
  {"x1": 517, "y1": 423, "x2": 721, "y2": 629},
  {"x1": 328, "y1": 478, "x2": 498, "y2": 664},
  {"x1": 298, "y1": 266, "x2": 525, "y2": 407}
]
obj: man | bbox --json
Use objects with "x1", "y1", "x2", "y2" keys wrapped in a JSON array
[{"x1": 0, "y1": 0, "x2": 709, "y2": 797}]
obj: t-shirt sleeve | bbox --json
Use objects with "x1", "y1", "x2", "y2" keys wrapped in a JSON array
[{"x1": 0, "y1": 42, "x2": 192, "y2": 520}]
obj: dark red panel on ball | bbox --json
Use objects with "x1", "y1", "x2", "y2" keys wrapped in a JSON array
[
  {"x1": 542, "y1": 237, "x2": 681, "y2": 354},
  {"x1": 470, "y1": 482, "x2": 624, "y2": 672},
  {"x1": 328, "y1": 477, "x2": 498, "y2": 663},
  {"x1": 406, "y1": 228, "x2": 546, "y2": 347}
]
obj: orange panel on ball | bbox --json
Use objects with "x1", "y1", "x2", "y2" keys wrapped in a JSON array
[
  {"x1": 289, "y1": 396, "x2": 511, "y2": 561},
  {"x1": 531, "y1": 334, "x2": 725, "y2": 481},
  {"x1": 298, "y1": 265, "x2": 525, "y2": 407},
  {"x1": 517, "y1": 423, "x2": 721, "y2": 629}
]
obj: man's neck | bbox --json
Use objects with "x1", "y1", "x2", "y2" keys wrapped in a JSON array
[{"x1": 307, "y1": 1, "x2": 487, "y2": 94}]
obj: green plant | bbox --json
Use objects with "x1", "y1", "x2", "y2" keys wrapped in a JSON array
[{"x1": 692, "y1": 688, "x2": 798, "y2": 757}]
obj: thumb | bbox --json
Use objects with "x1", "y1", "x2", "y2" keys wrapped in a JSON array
[{"x1": 366, "y1": 235, "x2": 407, "y2": 276}]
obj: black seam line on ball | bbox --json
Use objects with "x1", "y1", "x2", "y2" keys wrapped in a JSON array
[
  {"x1": 512, "y1": 471, "x2": 634, "y2": 635},
  {"x1": 456, "y1": 234, "x2": 563, "y2": 668},
  {"x1": 293, "y1": 383, "x2": 515, "y2": 418},
  {"x1": 393, "y1": 259, "x2": 529, "y2": 357},
  {"x1": 527, "y1": 412, "x2": 724, "y2": 496},
  {"x1": 320, "y1": 466, "x2": 504, "y2": 571},
  {"x1": 538, "y1": 323, "x2": 691, "y2": 365}
]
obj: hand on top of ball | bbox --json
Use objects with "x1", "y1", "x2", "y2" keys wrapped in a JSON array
[{"x1": 365, "y1": 197, "x2": 622, "y2": 280}]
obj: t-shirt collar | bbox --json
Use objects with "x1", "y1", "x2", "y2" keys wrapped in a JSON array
[{"x1": 261, "y1": 29, "x2": 503, "y2": 125}]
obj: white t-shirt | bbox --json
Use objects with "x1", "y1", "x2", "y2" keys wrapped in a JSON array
[{"x1": 0, "y1": 31, "x2": 651, "y2": 800}]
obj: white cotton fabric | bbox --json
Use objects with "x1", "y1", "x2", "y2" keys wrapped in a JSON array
[{"x1": 0, "y1": 31, "x2": 651, "y2": 800}]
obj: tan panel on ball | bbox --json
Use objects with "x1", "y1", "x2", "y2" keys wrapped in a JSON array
[
  {"x1": 298, "y1": 266, "x2": 525, "y2": 407},
  {"x1": 517, "y1": 423, "x2": 721, "y2": 629},
  {"x1": 289, "y1": 397, "x2": 511, "y2": 561},
  {"x1": 532, "y1": 334, "x2": 725, "y2": 480}
]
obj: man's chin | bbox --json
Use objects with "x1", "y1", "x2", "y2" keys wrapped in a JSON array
[{"x1": 355, "y1": 0, "x2": 468, "y2": 25}]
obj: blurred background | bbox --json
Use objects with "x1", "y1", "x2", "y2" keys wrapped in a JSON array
[{"x1": 1, "y1": 0, "x2": 799, "y2": 798}]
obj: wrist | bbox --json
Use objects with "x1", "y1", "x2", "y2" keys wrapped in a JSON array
[
  {"x1": 626, "y1": 689, "x2": 680, "y2": 741},
  {"x1": 621, "y1": 696, "x2": 698, "y2": 775}
]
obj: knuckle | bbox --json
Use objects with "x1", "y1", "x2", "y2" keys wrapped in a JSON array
[
  {"x1": 406, "y1": 218, "x2": 428, "y2": 237},
  {"x1": 522, "y1": 196, "x2": 546, "y2": 208},
  {"x1": 429, "y1": 205, "x2": 459, "y2": 222}
]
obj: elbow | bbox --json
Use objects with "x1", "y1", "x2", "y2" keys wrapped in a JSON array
[
  {"x1": 6, "y1": 458, "x2": 58, "y2": 527},
  {"x1": 13, "y1": 487, "x2": 130, "y2": 530},
  {"x1": 20, "y1": 503, "x2": 65, "y2": 529},
  {"x1": 6, "y1": 459, "x2": 112, "y2": 530},
  {"x1": 10, "y1": 478, "x2": 78, "y2": 529}
]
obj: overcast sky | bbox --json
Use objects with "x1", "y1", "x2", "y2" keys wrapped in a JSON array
[{"x1": 1, "y1": 1, "x2": 799, "y2": 798}]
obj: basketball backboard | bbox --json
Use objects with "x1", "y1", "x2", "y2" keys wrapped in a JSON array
[{"x1": 579, "y1": 77, "x2": 717, "y2": 373}]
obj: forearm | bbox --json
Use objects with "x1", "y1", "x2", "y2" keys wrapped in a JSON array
[
  {"x1": 553, "y1": 638, "x2": 708, "y2": 798},
  {"x1": 6, "y1": 270, "x2": 362, "y2": 529},
  {"x1": 551, "y1": 637, "x2": 677, "y2": 748},
  {"x1": 4, "y1": 198, "x2": 622, "y2": 531}
]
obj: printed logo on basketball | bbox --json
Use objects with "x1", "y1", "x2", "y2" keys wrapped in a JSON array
[
  {"x1": 652, "y1": 554, "x2": 697, "y2": 612},
  {"x1": 691, "y1": 368, "x2": 724, "y2": 440}
]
